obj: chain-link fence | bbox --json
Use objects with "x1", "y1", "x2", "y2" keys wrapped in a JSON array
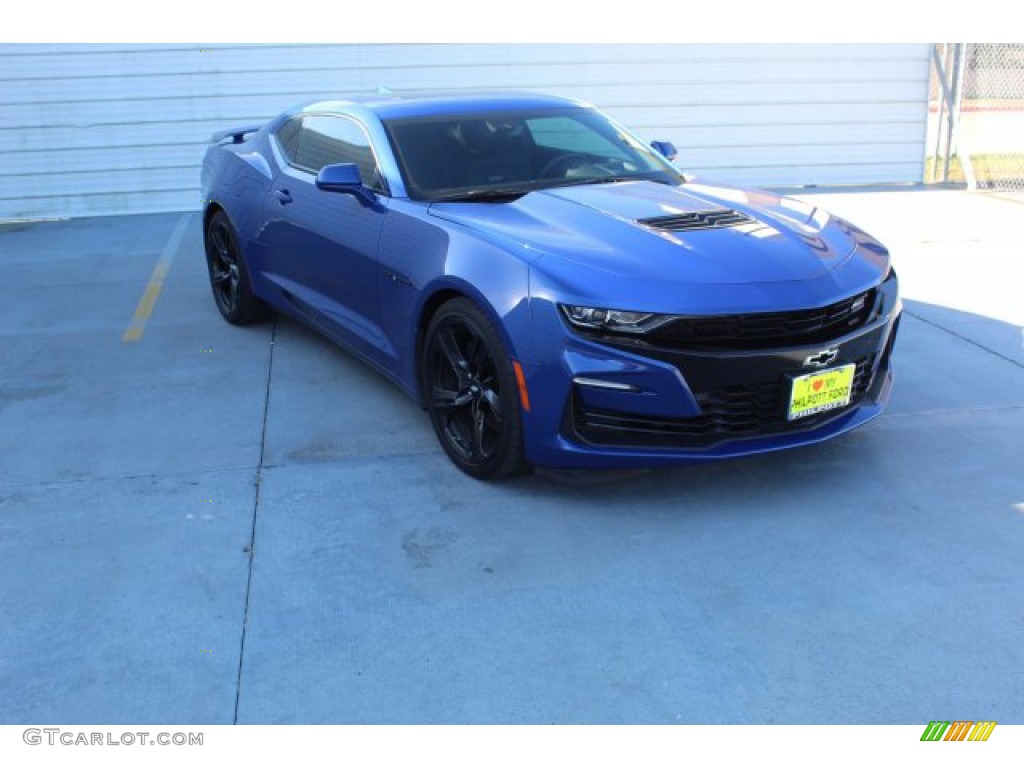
[{"x1": 928, "y1": 43, "x2": 1024, "y2": 196}]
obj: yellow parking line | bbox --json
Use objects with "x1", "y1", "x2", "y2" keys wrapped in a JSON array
[{"x1": 122, "y1": 213, "x2": 193, "y2": 342}]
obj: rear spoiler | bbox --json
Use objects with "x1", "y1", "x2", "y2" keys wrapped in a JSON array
[{"x1": 210, "y1": 124, "x2": 263, "y2": 144}]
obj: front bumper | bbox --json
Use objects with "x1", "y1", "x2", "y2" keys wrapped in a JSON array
[{"x1": 521, "y1": 276, "x2": 901, "y2": 470}]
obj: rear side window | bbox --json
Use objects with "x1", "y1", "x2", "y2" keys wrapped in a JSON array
[
  {"x1": 275, "y1": 117, "x2": 302, "y2": 163},
  {"x1": 292, "y1": 115, "x2": 385, "y2": 193}
]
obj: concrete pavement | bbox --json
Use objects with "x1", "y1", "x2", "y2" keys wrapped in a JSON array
[{"x1": 0, "y1": 189, "x2": 1022, "y2": 724}]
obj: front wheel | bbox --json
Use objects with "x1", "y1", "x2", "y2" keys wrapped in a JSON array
[{"x1": 423, "y1": 298, "x2": 528, "y2": 480}]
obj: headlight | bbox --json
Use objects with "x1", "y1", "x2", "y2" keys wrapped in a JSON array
[{"x1": 560, "y1": 304, "x2": 674, "y2": 335}]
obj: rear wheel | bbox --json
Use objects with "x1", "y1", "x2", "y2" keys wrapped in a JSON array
[
  {"x1": 204, "y1": 210, "x2": 271, "y2": 325},
  {"x1": 423, "y1": 298, "x2": 528, "y2": 480}
]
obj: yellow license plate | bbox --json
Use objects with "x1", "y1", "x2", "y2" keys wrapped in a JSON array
[{"x1": 788, "y1": 363, "x2": 856, "y2": 421}]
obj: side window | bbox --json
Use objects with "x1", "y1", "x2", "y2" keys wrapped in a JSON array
[
  {"x1": 275, "y1": 117, "x2": 302, "y2": 163},
  {"x1": 293, "y1": 115, "x2": 386, "y2": 193}
]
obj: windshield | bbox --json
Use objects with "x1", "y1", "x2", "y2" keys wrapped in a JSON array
[{"x1": 381, "y1": 106, "x2": 684, "y2": 201}]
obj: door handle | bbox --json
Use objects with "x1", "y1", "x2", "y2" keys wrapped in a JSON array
[{"x1": 274, "y1": 189, "x2": 293, "y2": 205}]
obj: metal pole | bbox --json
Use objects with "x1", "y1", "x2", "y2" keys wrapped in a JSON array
[
  {"x1": 943, "y1": 43, "x2": 963, "y2": 182},
  {"x1": 931, "y1": 44, "x2": 950, "y2": 182},
  {"x1": 950, "y1": 44, "x2": 976, "y2": 189}
]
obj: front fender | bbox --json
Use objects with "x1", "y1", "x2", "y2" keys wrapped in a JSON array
[{"x1": 377, "y1": 203, "x2": 535, "y2": 398}]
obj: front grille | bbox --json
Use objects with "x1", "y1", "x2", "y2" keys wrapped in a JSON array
[
  {"x1": 574, "y1": 355, "x2": 877, "y2": 449},
  {"x1": 639, "y1": 209, "x2": 755, "y2": 232},
  {"x1": 646, "y1": 288, "x2": 878, "y2": 351}
]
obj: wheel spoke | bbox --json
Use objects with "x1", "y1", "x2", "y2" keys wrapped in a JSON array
[
  {"x1": 432, "y1": 385, "x2": 473, "y2": 413},
  {"x1": 211, "y1": 268, "x2": 231, "y2": 285},
  {"x1": 437, "y1": 326, "x2": 470, "y2": 384},
  {"x1": 215, "y1": 227, "x2": 236, "y2": 264},
  {"x1": 466, "y1": 334, "x2": 489, "y2": 374},
  {"x1": 224, "y1": 274, "x2": 238, "y2": 308},
  {"x1": 472, "y1": 404, "x2": 488, "y2": 460},
  {"x1": 479, "y1": 387, "x2": 503, "y2": 422}
]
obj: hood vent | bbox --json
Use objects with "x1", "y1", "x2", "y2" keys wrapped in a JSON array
[{"x1": 639, "y1": 209, "x2": 754, "y2": 232}]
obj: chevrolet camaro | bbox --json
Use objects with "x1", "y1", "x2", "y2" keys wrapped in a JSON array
[{"x1": 201, "y1": 92, "x2": 900, "y2": 479}]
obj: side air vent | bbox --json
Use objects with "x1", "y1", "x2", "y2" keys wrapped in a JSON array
[{"x1": 639, "y1": 209, "x2": 755, "y2": 232}]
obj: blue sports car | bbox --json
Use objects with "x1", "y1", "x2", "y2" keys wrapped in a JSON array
[{"x1": 201, "y1": 92, "x2": 900, "y2": 479}]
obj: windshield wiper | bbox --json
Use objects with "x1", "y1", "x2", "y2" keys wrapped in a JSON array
[
  {"x1": 432, "y1": 188, "x2": 533, "y2": 203},
  {"x1": 556, "y1": 174, "x2": 681, "y2": 189},
  {"x1": 556, "y1": 176, "x2": 637, "y2": 187}
]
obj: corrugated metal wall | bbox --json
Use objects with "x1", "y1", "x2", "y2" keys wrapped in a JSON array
[{"x1": 0, "y1": 43, "x2": 931, "y2": 220}]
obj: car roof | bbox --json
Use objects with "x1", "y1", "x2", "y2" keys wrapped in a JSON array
[{"x1": 297, "y1": 91, "x2": 587, "y2": 120}]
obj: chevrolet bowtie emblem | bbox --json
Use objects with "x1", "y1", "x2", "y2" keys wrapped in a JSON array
[{"x1": 804, "y1": 348, "x2": 839, "y2": 367}]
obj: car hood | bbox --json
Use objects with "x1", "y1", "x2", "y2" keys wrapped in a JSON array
[{"x1": 428, "y1": 180, "x2": 859, "y2": 285}]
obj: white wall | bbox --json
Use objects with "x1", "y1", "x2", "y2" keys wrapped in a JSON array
[{"x1": 0, "y1": 43, "x2": 931, "y2": 220}]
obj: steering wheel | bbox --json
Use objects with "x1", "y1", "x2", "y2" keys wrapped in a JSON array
[{"x1": 538, "y1": 153, "x2": 591, "y2": 179}]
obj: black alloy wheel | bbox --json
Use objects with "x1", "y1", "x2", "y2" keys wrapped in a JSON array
[
  {"x1": 204, "y1": 210, "x2": 270, "y2": 325},
  {"x1": 423, "y1": 298, "x2": 527, "y2": 480}
]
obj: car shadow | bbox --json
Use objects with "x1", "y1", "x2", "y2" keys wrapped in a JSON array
[{"x1": 271, "y1": 298, "x2": 1023, "y2": 517}]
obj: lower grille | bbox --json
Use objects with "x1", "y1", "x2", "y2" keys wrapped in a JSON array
[{"x1": 574, "y1": 355, "x2": 877, "y2": 449}]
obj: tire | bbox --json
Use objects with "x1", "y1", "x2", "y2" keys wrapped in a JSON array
[
  {"x1": 204, "y1": 210, "x2": 271, "y2": 325},
  {"x1": 423, "y1": 298, "x2": 528, "y2": 480}
]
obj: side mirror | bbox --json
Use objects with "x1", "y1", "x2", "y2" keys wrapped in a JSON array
[
  {"x1": 650, "y1": 140, "x2": 678, "y2": 162},
  {"x1": 315, "y1": 163, "x2": 376, "y2": 206}
]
